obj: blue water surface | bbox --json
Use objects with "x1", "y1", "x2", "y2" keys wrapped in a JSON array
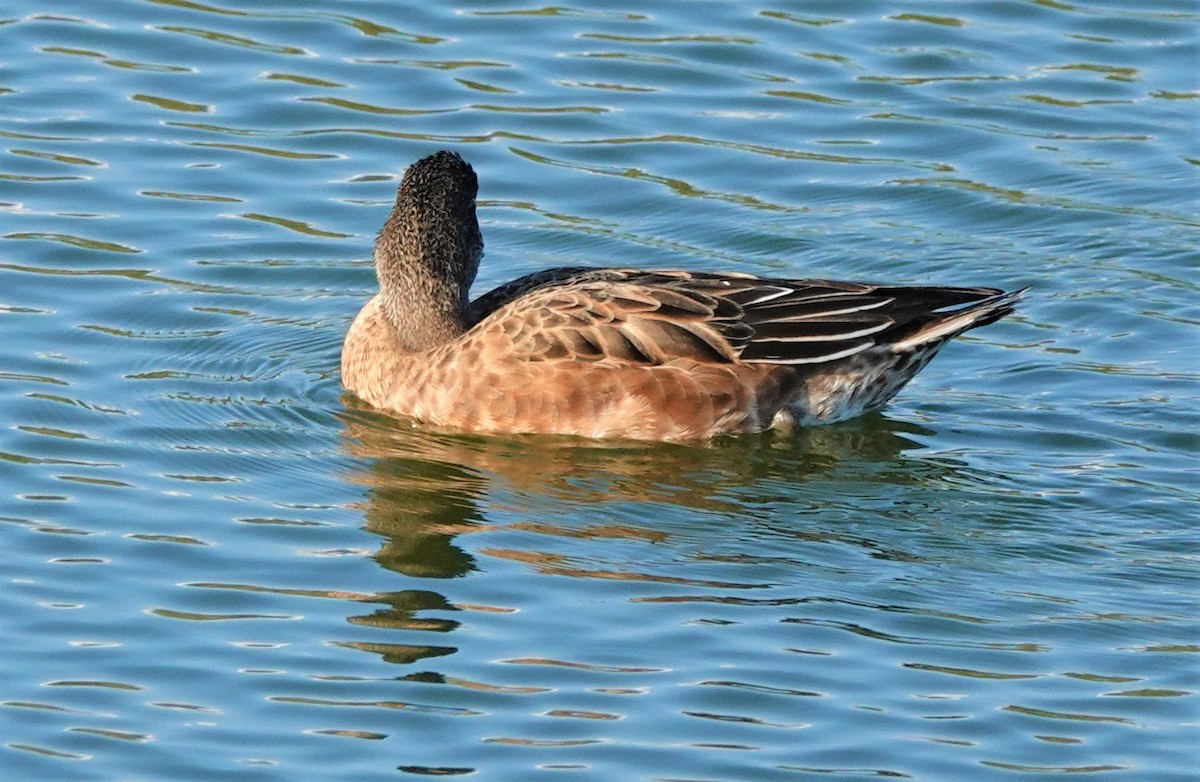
[{"x1": 0, "y1": 0, "x2": 1197, "y2": 779}]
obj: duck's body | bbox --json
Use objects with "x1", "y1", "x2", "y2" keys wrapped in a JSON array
[{"x1": 341, "y1": 151, "x2": 1022, "y2": 441}]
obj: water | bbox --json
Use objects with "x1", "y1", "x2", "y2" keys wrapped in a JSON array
[{"x1": 1, "y1": 0, "x2": 1197, "y2": 779}]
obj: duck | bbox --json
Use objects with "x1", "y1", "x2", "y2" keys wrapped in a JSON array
[{"x1": 341, "y1": 150, "x2": 1023, "y2": 441}]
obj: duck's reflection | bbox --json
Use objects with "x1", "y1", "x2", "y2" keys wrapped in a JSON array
[
  {"x1": 336, "y1": 586, "x2": 459, "y2": 664},
  {"x1": 359, "y1": 452, "x2": 483, "y2": 579},
  {"x1": 343, "y1": 406, "x2": 950, "y2": 564},
  {"x1": 337, "y1": 405, "x2": 965, "y2": 665}
]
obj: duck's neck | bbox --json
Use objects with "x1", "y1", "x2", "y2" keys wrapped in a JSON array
[{"x1": 376, "y1": 248, "x2": 470, "y2": 354}]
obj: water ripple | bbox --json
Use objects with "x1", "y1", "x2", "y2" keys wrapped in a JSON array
[{"x1": 0, "y1": 0, "x2": 1195, "y2": 779}]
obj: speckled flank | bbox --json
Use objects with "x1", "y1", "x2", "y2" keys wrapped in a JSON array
[
  {"x1": 341, "y1": 152, "x2": 1022, "y2": 441},
  {"x1": 778, "y1": 347, "x2": 937, "y2": 428}
]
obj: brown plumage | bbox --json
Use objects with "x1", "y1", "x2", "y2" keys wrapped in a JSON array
[{"x1": 341, "y1": 151, "x2": 1024, "y2": 440}]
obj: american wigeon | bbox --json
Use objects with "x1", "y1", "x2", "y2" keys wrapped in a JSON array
[{"x1": 342, "y1": 151, "x2": 1023, "y2": 440}]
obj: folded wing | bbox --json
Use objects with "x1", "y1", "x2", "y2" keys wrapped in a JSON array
[{"x1": 470, "y1": 268, "x2": 1014, "y2": 367}]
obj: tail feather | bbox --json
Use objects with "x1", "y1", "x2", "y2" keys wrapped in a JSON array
[{"x1": 891, "y1": 287, "x2": 1027, "y2": 351}]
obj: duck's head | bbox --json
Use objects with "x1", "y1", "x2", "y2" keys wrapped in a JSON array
[{"x1": 375, "y1": 151, "x2": 483, "y2": 346}]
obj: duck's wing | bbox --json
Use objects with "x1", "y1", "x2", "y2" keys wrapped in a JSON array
[
  {"x1": 469, "y1": 266, "x2": 601, "y2": 321},
  {"x1": 468, "y1": 268, "x2": 1016, "y2": 367}
]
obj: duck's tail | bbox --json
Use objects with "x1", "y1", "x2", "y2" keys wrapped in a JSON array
[{"x1": 891, "y1": 287, "x2": 1027, "y2": 351}]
